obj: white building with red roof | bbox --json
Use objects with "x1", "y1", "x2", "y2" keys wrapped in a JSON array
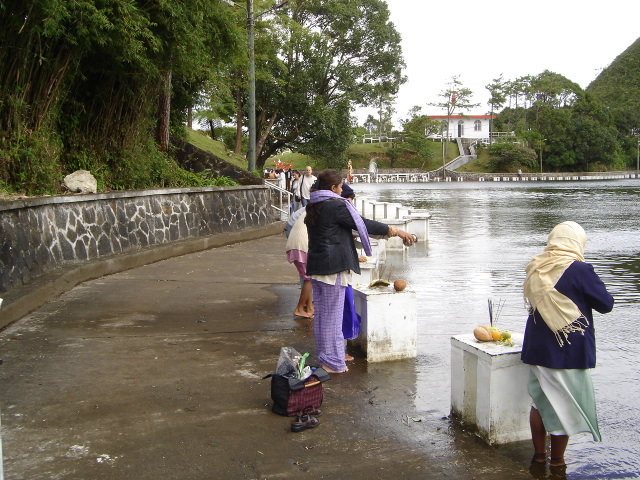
[{"x1": 428, "y1": 114, "x2": 496, "y2": 140}]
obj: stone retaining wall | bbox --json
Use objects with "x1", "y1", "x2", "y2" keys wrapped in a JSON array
[{"x1": 0, "y1": 186, "x2": 278, "y2": 294}]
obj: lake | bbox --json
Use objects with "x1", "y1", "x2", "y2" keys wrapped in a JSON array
[{"x1": 353, "y1": 179, "x2": 640, "y2": 478}]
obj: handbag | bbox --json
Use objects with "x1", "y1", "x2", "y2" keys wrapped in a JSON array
[
  {"x1": 266, "y1": 368, "x2": 330, "y2": 416},
  {"x1": 342, "y1": 285, "x2": 360, "y2": 340},
  {"x1": 265, "y1": 347, "x2": 330, "y2": 417}
]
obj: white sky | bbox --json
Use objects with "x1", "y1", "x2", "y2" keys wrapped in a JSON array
[{"x1": 356, "y1": 0, "x2": 640, "y2": 128}]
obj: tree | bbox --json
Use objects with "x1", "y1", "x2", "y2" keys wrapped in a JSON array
[
  {"x1": 364, "y1": 115, "x2": 378, "y2": 134},
  {"x1": 0, "y1": 0, "x2": 244, "y2": 193},
  {"x1": 248, "y1": 0, "x2": 406, "y2": 169},
  {"x1": 487, "y1": 142, "x2": 538, "y2": 172},
  {"x1": 400, "y1": 112, "x2": 441, "y2": 169},
  {"x1": 493, "y1": 71, "x2": 622, "y2": 172},
  {"x1": 485, "y1": 75, "x2": 507, "y2": 142},
  {"x1": 428, "y1": 75, "x2": 479, "y2": 175},
  {"x1": 375, "y1": 94, "x2": 396, "y2": 137}
]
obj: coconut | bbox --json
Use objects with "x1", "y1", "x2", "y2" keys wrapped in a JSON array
[
  {"x1": 473, "y1": 325, "x2": 492, "y2": 342},
  {"x1": 393, "y1": 279, "x2": 407, "y2": 291}
]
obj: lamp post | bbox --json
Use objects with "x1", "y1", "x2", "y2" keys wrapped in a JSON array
[
  {"x1": 539, "y1": 139, "x2": 546, "y2": 173},
  {"x1": 223, "y1": 0, "x2": 287, "y2": 173},
  {"x1": 246, "y1": 0, "x2": 256, "y2": 173}
]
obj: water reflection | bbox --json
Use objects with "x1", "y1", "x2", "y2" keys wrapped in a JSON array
[{"x1": 354, "y1": 180, "x2": 640, "y2": 478}]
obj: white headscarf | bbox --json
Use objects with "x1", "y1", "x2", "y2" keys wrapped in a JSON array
[{"x1": 523, "y1": 221, "x2": 588, "y2": 346}]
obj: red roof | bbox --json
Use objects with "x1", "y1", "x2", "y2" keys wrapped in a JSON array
[{"x1": 428, "y1": 115, "x2": 496, "y2": 119}]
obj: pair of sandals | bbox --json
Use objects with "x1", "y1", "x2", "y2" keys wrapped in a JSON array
[{"x1": 291, "y1": 409, "x2": 321, "y2": 432}]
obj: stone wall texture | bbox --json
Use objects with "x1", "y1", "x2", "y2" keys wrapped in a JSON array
[{"x1": 0, "y1": 186, "x2": 277, "y2": 293}]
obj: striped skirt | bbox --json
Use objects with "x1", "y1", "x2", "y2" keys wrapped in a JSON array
[{"x1": 311, "y1": 278, "x2": 346, "y2": 372}]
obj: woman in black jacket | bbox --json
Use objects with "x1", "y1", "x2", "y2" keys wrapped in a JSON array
[{"x1": 305, "y1": 170, "x2": 415, "y2": 373}]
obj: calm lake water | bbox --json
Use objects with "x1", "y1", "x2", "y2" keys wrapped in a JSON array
[{"x1": 353, "y1": 179, "x2": 640, "y2": 479}]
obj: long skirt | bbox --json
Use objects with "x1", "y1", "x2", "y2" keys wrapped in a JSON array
[
  {"x1": 528, "y1": 365, "x2": 601, "y2": 441},
  {"x1": 311, "y1": 278, "x2": 346, "y2": 372}
]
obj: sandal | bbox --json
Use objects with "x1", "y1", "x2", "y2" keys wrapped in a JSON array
[
  {"x1": 302, "y1": 407, "x2": 322, "y2": 417},
  {"x1": 291, "y1": 414, "x2": 320, "y2": 432},
  {"x1": 550, "y1": 457, "x2": 566, "y2": 467},
  {"x1": 321, "y1": 364, "x2": 348, "y2": 373}
]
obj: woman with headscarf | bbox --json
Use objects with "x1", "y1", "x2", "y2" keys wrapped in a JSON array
[
  {"x1": 521, "y1": 221, "x2": 614, "y2": 471},
  {"x1": 305, "y1": 170, "x2": 415, "y2": 373}
]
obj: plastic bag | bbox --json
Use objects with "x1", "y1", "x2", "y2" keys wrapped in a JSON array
[
  {"x1": 275, "y1": 347, "x2": 314, "y2": 380},
  {"x1": 275, "y1": 346, "x2": 301, "y2": 377}
]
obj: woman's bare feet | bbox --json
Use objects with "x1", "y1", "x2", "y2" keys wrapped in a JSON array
[
  {"x1": 293, "y1": 309, "x2": 313, "y2": 318},
  {"x1": 322, "y1": 364, "x2": 348, "y2": 373},
  {"x1": 345, "y1": 354, "x2": 354, "y2": 361}
]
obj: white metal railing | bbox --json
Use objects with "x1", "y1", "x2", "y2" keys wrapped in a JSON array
[
  {"x1": 490, "y1": 131, "x2": 516, "y2": 138},
  {"x1": 352, "y1": 173, "x2": 430, "y2": 183},
  {"x1": 264, "y1": 180, "x2": 292, "y2": 220},
  {"x1": 358, "y1": 133, "x2": 404, "y2": 143}
]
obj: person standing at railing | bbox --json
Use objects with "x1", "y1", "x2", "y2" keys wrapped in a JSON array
[
  {"x1": 290, "y1": 170, "x2": 302, "y2": 214},
  {"x1": 300, "y1": 166, "x2": 316, "y2": 207},
  {"x1": 276, "y1": 169, "x2": 286, "y2": 190}
]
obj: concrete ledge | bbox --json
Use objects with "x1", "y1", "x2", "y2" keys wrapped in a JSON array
[{"x1": 0, "y1": 222, "x2": 284, "y2": 329}]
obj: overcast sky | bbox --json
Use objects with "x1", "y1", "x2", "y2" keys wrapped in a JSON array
[{"x1": 356, "y1": 0, "x2": 640, "y2": 127}]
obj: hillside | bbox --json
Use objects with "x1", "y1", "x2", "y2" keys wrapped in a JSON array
[{"x1": 587, "y1": 36, "x2": 640, "y2": 132}]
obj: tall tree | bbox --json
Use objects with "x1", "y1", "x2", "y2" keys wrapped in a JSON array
[
  {"x1": 0, "y1": 0, "x2": 243, "y2": 192},
  {"x1": 400, "y1": 110, "x2": 440, "y2": 169},
  {"x1": 375, "y1": 93, "x2": 396, "y2": 137},
  {"x1": 428, "y1": 75, "x2": 479, "y2": 173},
  {"x1": 248, "y1": 0, "x2": 405, "y2": 168},
  {"x1": 485, "y1": 75, "x2": 507, "y2": 142}
]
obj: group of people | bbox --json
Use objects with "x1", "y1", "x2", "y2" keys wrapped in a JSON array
[
  {"x1": 286, "y1": 168, "x2": 415, "y2": 373},
  {"x1": 288, "y1": 166, "x2": 317, "y2": 213},
  {"x1": 285, "y1": 167, "x2": 614, "y2": 470}
]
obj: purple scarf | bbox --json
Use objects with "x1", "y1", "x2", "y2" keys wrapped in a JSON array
[{"x1": 309, "y1": 189, "x2": 373, "y2": 255}]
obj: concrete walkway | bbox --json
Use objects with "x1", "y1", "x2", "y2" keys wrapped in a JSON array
[{"x1": 0, "y1": 231, "x2": 534, "y2": 479}]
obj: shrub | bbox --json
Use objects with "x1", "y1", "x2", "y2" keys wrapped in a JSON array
[{"x1": 487, "y1": 142, "x2": 538, "y2": 173}]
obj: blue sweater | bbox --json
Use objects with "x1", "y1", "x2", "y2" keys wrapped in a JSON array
[{"x1": 521, "y1": 261, "x2": 614, "y2": 369}]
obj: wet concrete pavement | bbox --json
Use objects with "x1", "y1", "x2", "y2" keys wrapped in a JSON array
[{"x1": 0, "y1": 230, "x2": 537, "y2": 479}]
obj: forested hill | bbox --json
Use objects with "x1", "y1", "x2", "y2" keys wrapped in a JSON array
[{"x1": 587, "y1": 37, "x2": 640, "y2": 134}]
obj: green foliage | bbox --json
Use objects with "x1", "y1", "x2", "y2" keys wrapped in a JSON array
[
  {"x1": 185, "y1": 129, "x2": 248, "y2": 170},
  {"x1": 0, "y1": 0, "x2": 244, "y2": 195},
  {"x1": 429, "y1": 75, "x2": 480, "y2": 123},
  {"x1": 250, "y1": 0, "x2": 405, "y2": 167},
  {"x1": 588, "y1": 37, "x2": 640, "y2": 135},
  {"x1": 400, "y1": 113, "x2": 442, "y2": 166},
  {"x1": 487, "y1": 142, "x2": 538, "y2": 173},
  {"x1": 492, "y1": 68, "x2": 629, "y2": 171},
  {"x1": 296, "y1": 100, "x2": 354, "y2": 169},
  {"x1": 190, "y1": 170, "x2": 239, "y2": 187},
  {"x1": 0, "y1": 117, "x2": 64, "y2": 194}
]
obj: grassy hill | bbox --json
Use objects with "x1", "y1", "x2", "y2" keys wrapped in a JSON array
[
  {"x1": 186, "y1": 129, "x2": 249, "y2": 170},
  {"x1": 187, "y1": 128, "x2": 496, "y2": 174},
  {"x1": 587, "y1": 36, "x2": 640, "y2": 135},
  {"x1": 267, "y1": 141, "x2": 466, "y2": 172}
]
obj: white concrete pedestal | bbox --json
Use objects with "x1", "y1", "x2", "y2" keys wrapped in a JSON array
[
  {"x1": 351, "y1": 259, "x2": 378, "y2": 287},
  {"x1": 350, "y1": 286, "x2": 417, "y2": 362},
  {"x1": 403, "y1": 214, "x2": 431, "y2": 241},
  {"x1": 384, "y1": 220, "x2": 409, "y2": 249},
  {"x1": 450, "y1": 334, "x2": 531, "y2": 445},
  {"x1": 355, "y1": 238, "x2": 386, "y2": 264}
]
